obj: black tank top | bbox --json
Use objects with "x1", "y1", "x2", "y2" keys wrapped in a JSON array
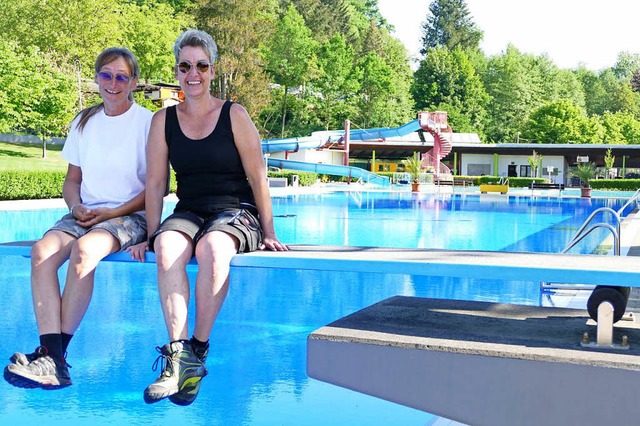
[{"x1": 165, "y1": 101, "x2": 255, "y2": 214}]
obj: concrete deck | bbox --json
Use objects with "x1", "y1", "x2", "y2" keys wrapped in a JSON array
[{"x1": 307, "y1": 296, "x2": 640, "y2": 426}]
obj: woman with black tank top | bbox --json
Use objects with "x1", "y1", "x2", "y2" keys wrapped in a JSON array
[{"x1": 140, "y1": 29, "x2": 288, "y2": 406}]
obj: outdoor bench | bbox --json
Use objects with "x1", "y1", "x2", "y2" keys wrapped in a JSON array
[{"x1": 530, "y1": 182, "x2": 565, "y2": 192}]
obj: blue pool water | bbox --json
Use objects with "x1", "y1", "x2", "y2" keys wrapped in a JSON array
[{"x1": 0, "y1": 191, "x2": 633, "y2": 425}]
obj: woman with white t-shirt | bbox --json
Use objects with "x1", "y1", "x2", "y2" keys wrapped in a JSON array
[{"x1": 3, "y1": 47, "x2": 153, "y2": 390}]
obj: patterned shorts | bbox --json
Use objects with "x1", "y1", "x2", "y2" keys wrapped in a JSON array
[{"x1": 48, "y1": 213, "x2": 147, "y2": 251}]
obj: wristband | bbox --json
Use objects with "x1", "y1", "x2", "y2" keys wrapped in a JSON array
[{"x1": 69, "y1": 203, "x2": 79, "y2": 213}]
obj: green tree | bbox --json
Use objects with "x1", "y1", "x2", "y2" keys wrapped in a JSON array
[
  {"x1": 354, "y1": 52, "x2": 393, "y2": 128},
  {"x1": 575, "y1": 66, "x2": 608, "y2": 116},
  {"x1": 597, "y1": 69, "x2": 639, "y2": 117},
  {"x1": 196, "y1": 0, "x2": 278, "y2": 119},
  {"x1": 420, "y1": 0, "x2": 483, "y2": 53},
  {"x1": 412, "y1": 46, "x2": 488, "y2": 134},
  {"x1": 0, "y1": 0, "x2": 123, "y2": 76},
  {"x1": 264, "y1": 4, "x2": 318, "y2": 136},
  {"x1": 611, "y1": 51, "x2": 640, "y2": 80},
  {"x1": 312, "y1": 35, "x2": 360, "y2": 130},
  {"x1": 604, "y1": 148, "x2": 615, "y2": 178},
  {"x1": 121, "y1": 1, "x2": 191, "y2": 84},
  {"x1": 481, "y1": 45, "x2": 548, "y2": 142},
  {"x1": 0, "y1": 42, "x2": 76, "y2": 139},
  {"x1": 528, "y1": 150, "x2": 543, "y2": 178},
  {"x1": 600, "y1": 111, "x2": 640, "y2": 144},
  {"x1": 521, "y1": 100, "x2": 594, "y2": 144},
  {"x1": 357, "y1": 21, "x2": 415, "y2": 126}
]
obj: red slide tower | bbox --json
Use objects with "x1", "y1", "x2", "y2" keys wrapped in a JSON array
[{"x1": 418, "y1": 111, "x2": 453, "y2": 180}]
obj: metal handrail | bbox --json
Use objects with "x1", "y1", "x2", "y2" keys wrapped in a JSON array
[
  {"x1": 541, "y1": 191, "x2": 640, "y2": 300},
  {"x1": 616, "y1": 188, "x2": 640, "y2": 216},
  {"x1": 562, "y1": 189, "x2": 640, "y2": 255},
  {"x1": 561, "y1": 207, "x2": 621, "y2": 254},
  {"x1": 562, "y1": 221, "x2": 620, "y2": 255}
]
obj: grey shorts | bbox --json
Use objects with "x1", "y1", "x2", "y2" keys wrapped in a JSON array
[
  {"x1": 148, "y1": 209, "x2": 263, "y2": 254},
  {"x1": 48, "y1": 213, "x2": 147, "y2": 251}
]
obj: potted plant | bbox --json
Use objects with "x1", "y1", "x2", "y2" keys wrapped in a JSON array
[
  {"x1": 572, "y1": 162, "x2": 597, "y2": 198},
  {"x1": 401, "y1": 154, "x2": 423, "y2": 192}
]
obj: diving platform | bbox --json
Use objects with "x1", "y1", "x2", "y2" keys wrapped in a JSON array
[{"x1": 307, "y1": 296, "x2": 640, "y2": 426}]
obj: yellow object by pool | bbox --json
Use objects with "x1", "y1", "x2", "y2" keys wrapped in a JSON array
[{"x1": 479, "y1": 184, "x2": 508, "y2": 194}]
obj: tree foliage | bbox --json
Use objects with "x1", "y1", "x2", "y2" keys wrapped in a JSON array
[
  {"x1": 412, "y1": 47, "x2": 488, "y2": 134},
  {"x1": 0, "y1": 0, "x2": 638, "y2": 146},
  {"x1": 122, "y1": 1, "x2": 191, "y2": 84},
  {"x1": 522, "y1": 100, "x2": 594, "y2": 144},
  {"x1": 420, "y1": 0, "x2": 482, "y2": 54},
  {"x1": 264, "y1": 4, "x2": 318, "y2": 136},
  {"x1": 0, "y1": 0, "x2": 123, "y2": 76},
  {"x1": 195, "y1": 0, "x2": 277, "y2": 119},
  {"x1": 0, "y1": 42, "x2": 76, "y2": 136}
]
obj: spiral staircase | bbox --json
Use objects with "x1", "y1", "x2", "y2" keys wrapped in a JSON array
[{"x1": 418, "y1": 111, "x2": 453, "y2": 182}]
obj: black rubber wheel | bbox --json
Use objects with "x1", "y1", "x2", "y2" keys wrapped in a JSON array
[{"x1": 586, "y1": 286, "x2": 631, "y2": 323}]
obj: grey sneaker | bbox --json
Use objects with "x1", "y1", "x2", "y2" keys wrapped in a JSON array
[
  {"x1": 143, "y1": 340, "x2": 207, "y2": 404},
  {"x1": 4, "y1": 354, "x2": 71, "y2": 389},
  {"x1": 9, "y1": 345, "x2": 48, "y2": 366},
  {"x1": 168, "y1": 340, "x2": 209, "y2": 406}
]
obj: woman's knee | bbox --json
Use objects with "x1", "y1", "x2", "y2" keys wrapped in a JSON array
[
  {"x1": 31, "y1": 235, "x2": 72, "y2": 268},
  {"x1": 195, "y1": 232, "x2": 237, "y2": 264},
  {"x1": 154, "y1": 232, "x2": 192, "y2": 270}
]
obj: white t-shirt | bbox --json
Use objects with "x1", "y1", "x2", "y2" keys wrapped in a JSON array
[{"x1": 62, "y1": 103, "x2": 153, "y2": 211}]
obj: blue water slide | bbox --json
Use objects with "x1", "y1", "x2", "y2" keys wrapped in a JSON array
[
  {"x1": 346, "y1": 120, "x2": 421, "y2": 141},
  {"x1": 267, "y1": 158, "x2": 390, "y2": 187},
  {"x1": 261, "y1": 135, "x2": 334, "y2": 153},
  {"x1": 260, "y1": 120, "x2": 422, "y2": 186}
]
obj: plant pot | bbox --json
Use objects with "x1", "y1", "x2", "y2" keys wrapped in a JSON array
[
  {"x1": 580, "y1": 187, "x2": 592, "y2": 198},
  {"x1": 411, "y1": 182, "x2": 420, "y2": 192}
]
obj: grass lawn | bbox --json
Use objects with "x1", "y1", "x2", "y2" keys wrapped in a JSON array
[{"x1": 0, "y1": 142, "x2": 67, "y2": 172}]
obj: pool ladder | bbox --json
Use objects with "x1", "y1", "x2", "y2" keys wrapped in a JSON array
[{"x1": 541, "y1": 189, "x2": 640, "y2": 349}]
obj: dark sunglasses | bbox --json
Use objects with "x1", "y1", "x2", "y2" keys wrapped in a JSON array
[
  {"x1": 177, "y1": 61, "x2": 212, "y2": 74},
  {"x1": 97, "y1": 71, "x2": 132, "y2": 83}
]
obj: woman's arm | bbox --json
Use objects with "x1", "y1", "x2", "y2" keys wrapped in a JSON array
[
  {"x1": 63, "y1": 164, "x2": 83, "y2": 213},
  {"x1": 231, "y1": 103, "x2": 288, "y2": 251},
  {"x1": 145, "y1": 109, "x2": 170, "y2": 241}
]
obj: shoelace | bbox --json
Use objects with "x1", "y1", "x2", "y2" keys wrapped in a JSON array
[
  {"x1": 21, "y1": 346, "x2": 71, "y2": 367},
  {"x1": 25, "y1": 356, "x2": 57, "y2": 375},
  {"x1": 151, "y1": 346, "x2": 174, "y2": 378}
]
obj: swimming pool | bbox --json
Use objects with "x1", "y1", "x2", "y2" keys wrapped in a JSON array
[{"x1": 0, "y1": 191, "x2": 633, "y2": 425}]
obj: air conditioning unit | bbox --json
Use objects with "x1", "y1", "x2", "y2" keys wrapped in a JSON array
[{"x1": 576, "y1": 156, "x2": 589, "y2": 163}]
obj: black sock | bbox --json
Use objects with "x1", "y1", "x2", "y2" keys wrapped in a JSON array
[
  {"x1": 190, "y1": 336, "x2": 209, "y2": 351},
  {"x1": 61, "y1": 333, "x2": 74, "y2": 354},
  {"x1": 39, "y1": 334, "x2": 63, "y2": 359}
]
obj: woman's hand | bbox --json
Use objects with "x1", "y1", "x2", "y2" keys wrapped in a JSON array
[
  {"x1": 75, "y1": 207, "x2": 112, "y2": 227},
  {"x1": 126, "y1": 241, "x2": 148, "y2": 262},
  {"x1": 261, "y1": 234, "x2": 289, "y2": 251}
]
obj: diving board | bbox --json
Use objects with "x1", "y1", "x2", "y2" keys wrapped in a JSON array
[{"x1": 4, "y1": 243, "x2": 640, "y2": 287}]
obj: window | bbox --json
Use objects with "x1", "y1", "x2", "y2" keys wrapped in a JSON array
[{"x1": 520, "y1": 165, "x2": 532, "y2": 177}]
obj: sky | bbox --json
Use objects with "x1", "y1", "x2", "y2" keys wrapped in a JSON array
[{"x1": 377, "y1": 0, "x2": 640, "y2": 71}]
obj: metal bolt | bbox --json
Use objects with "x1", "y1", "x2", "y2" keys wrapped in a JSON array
[
  {"x1": 582, "y1": 332, "x2": 590, "y2": 344},
  {"x1": 622, "y1": 335, "x2": 629, "y2": 346}
]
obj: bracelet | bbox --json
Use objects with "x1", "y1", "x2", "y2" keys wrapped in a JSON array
[{"x1": 69, "y1": 203, "x2": 79, "y2": 213}]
